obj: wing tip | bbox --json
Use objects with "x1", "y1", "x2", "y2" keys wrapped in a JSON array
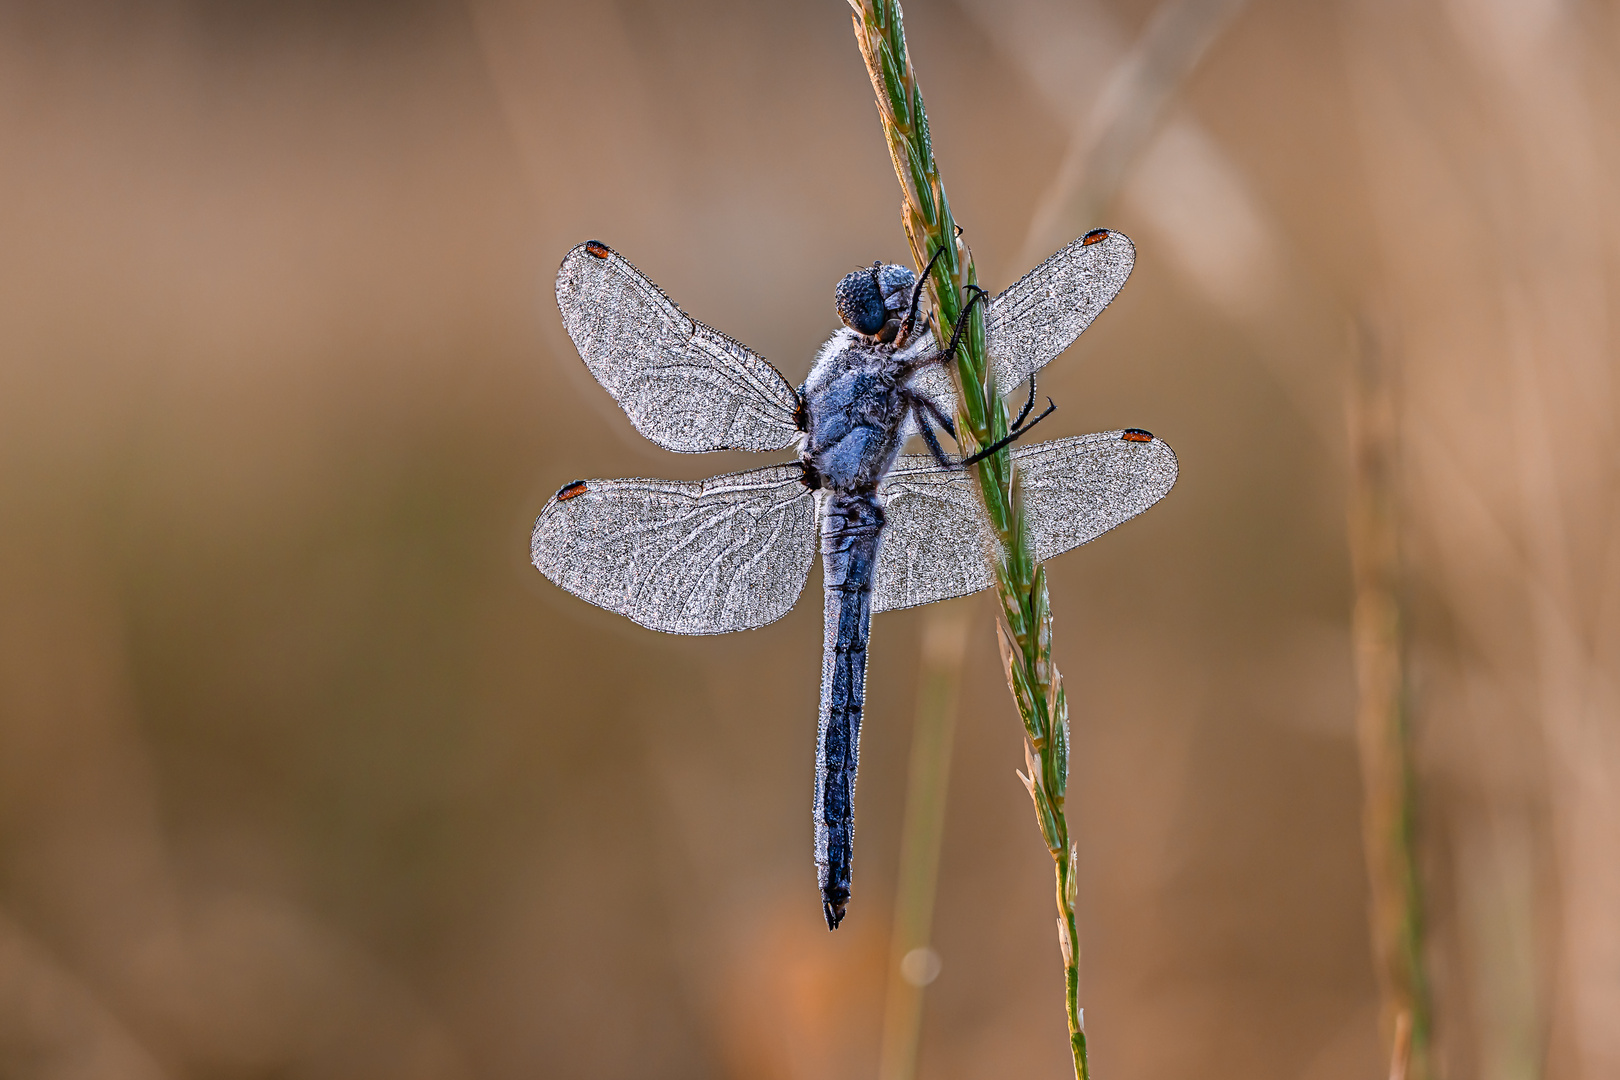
[
  {"x1": 1119, "y1": 428, "x2": 1179, "y2": 497},
  {"x1": 1070, "y1": 228, "x2": 1136, "y2": 280},
  {"x1": 556, "y1": 241, "x2": 619, "y2": 293},
  {"x1": 530, "y1": 499, "x2": 567, "y2": 578}
]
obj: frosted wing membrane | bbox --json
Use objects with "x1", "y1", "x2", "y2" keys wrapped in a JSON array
[
  {"x1": 903, "y1": 231, "x2": 1136, "y2": 419},
  {"x1": 532, "y1": 465, "x2": 817, "y2": 635},
  {"x1": 556, "y1": 241, "x2": 803, "y2": 453},
  {"x1": 871, "y1": 430, "x2": 1178, "y2": 613},
  {"x1": 1019, "y1": 430, "x2": 1177, "y2": 561},
  {"x1": 870, "y1": 457, "x2": 996, "y2": 612},
  {"x1": 985, "y1": 229, "x2": 1135, "y2": 389}
]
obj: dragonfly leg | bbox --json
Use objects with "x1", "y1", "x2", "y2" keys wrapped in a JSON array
[
  {"x1": 906, "y1": 388, "x2": 957, "y2": 441},
  {"x1": 901, "y1": 241, "x2": 952, "y2": 342},
  {"x1": 1011, "y1": 371, "x2": 1039, "y2": 429},
  {"x1": 898, "y1": 282, "x2": 988, "y2": 381},
  {"x1": 935, "y1": 283, "x2": 989, "y2": 368},
  {"x1": 900, "y1": 387, "x2": 958, "y2": 470},
  {"x1": 960, "y1": 391, "x2": 1057, "y2": 467},
  {"x1": 915, "y1": 408, "x2": 954, "y2": 470}
]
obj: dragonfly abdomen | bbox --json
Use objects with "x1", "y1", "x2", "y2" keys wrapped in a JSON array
[{"x1": 814, "y1": 493, "x2": 884, "y2": 930}]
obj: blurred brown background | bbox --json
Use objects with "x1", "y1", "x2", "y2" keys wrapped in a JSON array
[{"x1": 1, "y1": 1, "x2": 1616, "y2": 1078}]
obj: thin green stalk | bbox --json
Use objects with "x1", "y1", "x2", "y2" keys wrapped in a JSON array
[
  {"x1": 847, "y1": 4, "x2": 1088, "y2": 1075},
  {"x1": 1349, "y1": 317, "x2": 1431, "y2": 1080}
]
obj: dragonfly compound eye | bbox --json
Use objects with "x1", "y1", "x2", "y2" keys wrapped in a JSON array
[
  {"x1": 876, "y1": 263, "x2": 916, "y2": 316},
  {"x1": 835, "y1": 268, "x2": 887, "y2": 337}
]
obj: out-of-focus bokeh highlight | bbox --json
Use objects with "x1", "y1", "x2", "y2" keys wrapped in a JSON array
[{"x1": 2, "y1": 1, "x2": 1616, "y2": 1078}]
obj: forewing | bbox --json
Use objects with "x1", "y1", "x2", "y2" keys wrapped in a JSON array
[
  {"x1": 986, "y1": 230, "x2": 1135, "y2": 388},
  {"x1": 533, "y1": 464, "x2": 816, "y2": 634},
  {"x1": 901, "y1": 230, "x2": 1136, "y2": 420},
  {"x1": 871, "y1": 429, "x2": 1177, "y2": 614},
  {"x1": 556, "y1": 241, "x2": 802, "y2": 453}
]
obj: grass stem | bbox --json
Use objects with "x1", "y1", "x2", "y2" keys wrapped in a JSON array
[
  {"x1": 1349, "y1": 316, "x2": 1432, "y2": 1080},
  {"x1": 847, "y1": 3, "x2": 1089, "y2": 1074}
]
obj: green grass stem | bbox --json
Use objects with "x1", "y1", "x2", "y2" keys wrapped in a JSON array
[{"x1": 847, "y1": 3, "x2": 1089, "y2": 1075}]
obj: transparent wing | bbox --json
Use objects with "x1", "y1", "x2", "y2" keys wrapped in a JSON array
[
  {"x1": 985, "y1": 229, "x2": 1135, "y2": 387},
  {"x1": 870, "y1": 457, "x2": 996, "y2": 613},
  {"x1": 872, "y1": 429, "x2": 1177, "y2": 614},
  {"x1": 556, "y1": 241, "x2": 802, "y2": 453},
  {"x1": 533, "y1": 464, "x2": 817, "y2": 634},
  {"x1": 905, "y1": 230, "x2": 1137, "y2": 416}
]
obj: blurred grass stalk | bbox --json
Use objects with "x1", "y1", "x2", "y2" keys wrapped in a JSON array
[
  {"x1": 1017, "y1": 0, "x2": 1249, "y2": 270},
  {"x1": 1344, "y1": 3, "x2": 1620, "y2": 1073},
  {"x1": 846, "y1": 2, "x2": 1090, "y2": 1075},
  {"x1": 1348, "y1": 317, "x2": 1431, "y2": 1080},
  {"x1": 878, "y1": 603, "x2": 971, "y2": 1080}
]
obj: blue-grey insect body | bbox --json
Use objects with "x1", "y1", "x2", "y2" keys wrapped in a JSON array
[
  {"x1": 800, "y1": 262, "x2": 946, "y2": 927},
  {"x1": 813, "y1": 492, "x2": 883, "y2": 928},
  {"x1": 532, "y1": 232, "x2": 1177, "y2": 931}
]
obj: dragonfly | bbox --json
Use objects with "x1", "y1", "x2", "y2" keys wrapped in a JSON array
[{"x1": 533, "y1": 230, "x2": 1177, "y2": 929}]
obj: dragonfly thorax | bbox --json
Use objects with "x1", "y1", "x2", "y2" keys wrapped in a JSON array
[{"x1": 800, "y1": 328, "x2": 929, "y2": 495}]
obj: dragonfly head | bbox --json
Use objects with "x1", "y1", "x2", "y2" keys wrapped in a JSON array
[{"x1": 835, "y1": 262, "x2": 917, "y2": 344}]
